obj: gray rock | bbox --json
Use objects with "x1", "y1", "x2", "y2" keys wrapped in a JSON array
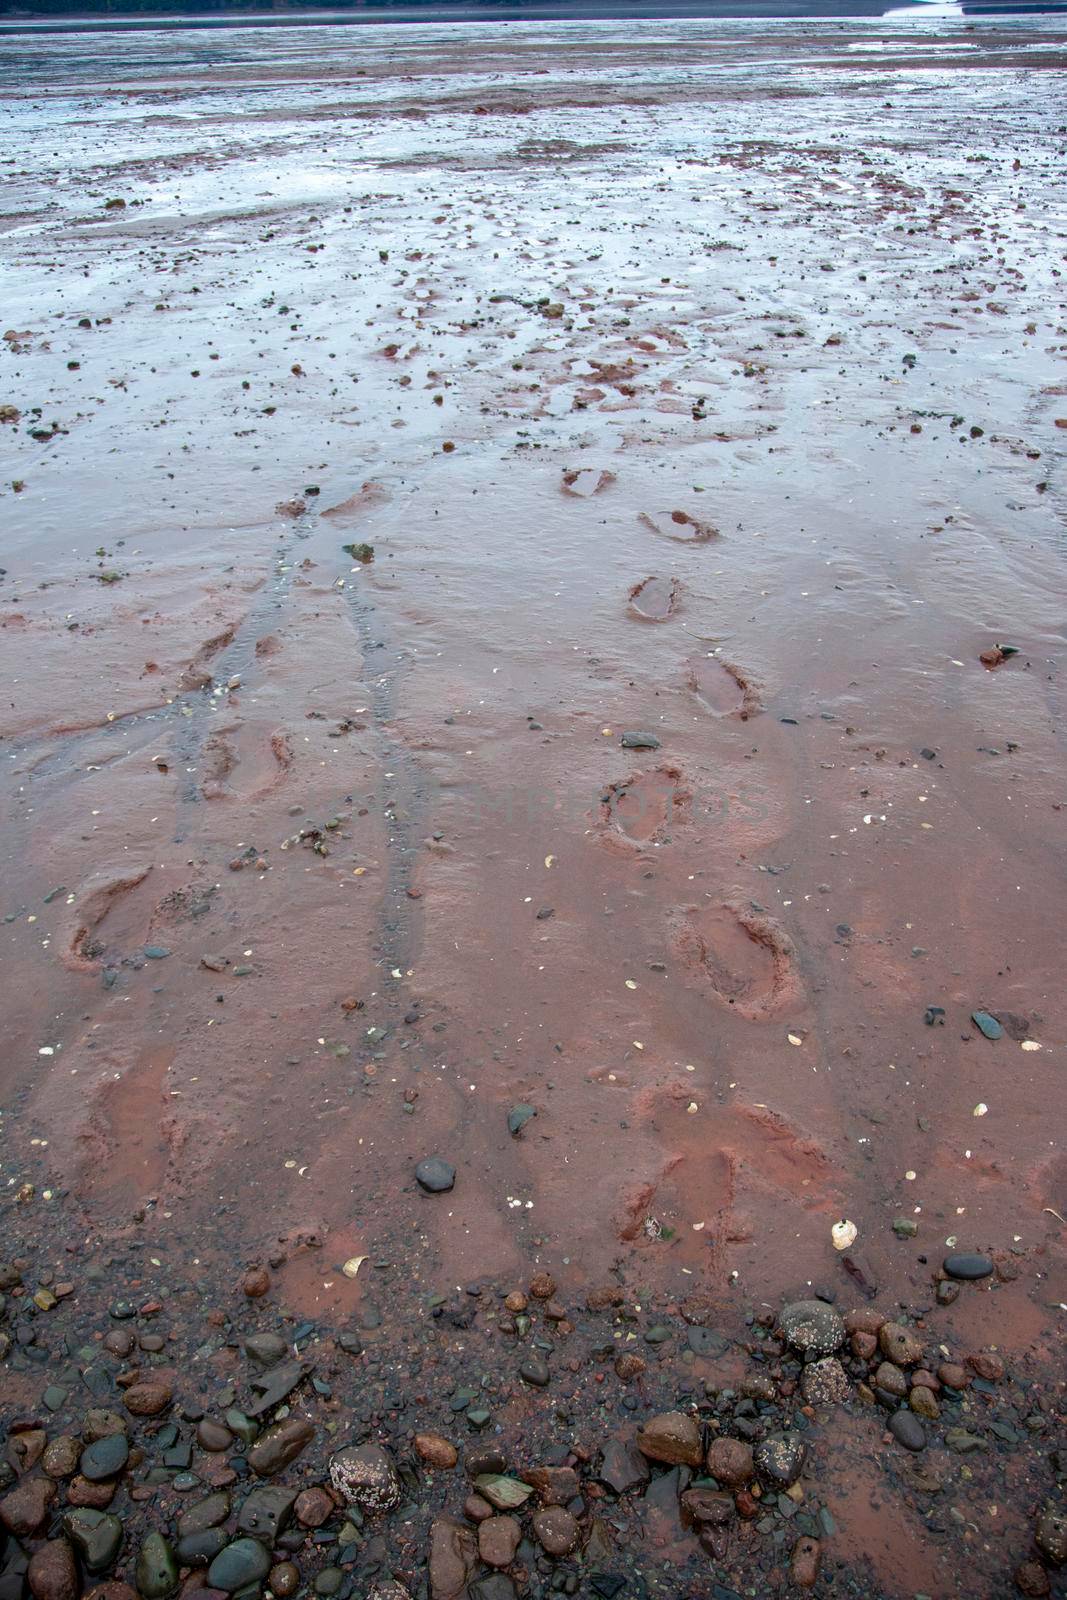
[
  {"x1": 778, "y1": 1301, "x2": 845, "y2": 1357},
  {"x1": 244, "y1": 1333, "x2": 289, "y2": 1368},
  {"x1": 620, "y1": 731, "x2": 660, "y2": 750},
  {"x1": 598, "y1": 1438, "x2": 650, "y2": 1495},
  {"x1": 175, "y1": 1530, "x2": 229, "y2": 1567},
  {"x1": 78, "y1": 1435, "x2": 129, "y2": 1483},
  {"x1": 415, "y1": 1157, "x2": 455, "y2": 1193},
  {"x1": 469, "y1": 1577, "x2": 518, "y2": 1600},
  {"x1": 207, "y1": 1539, "x2": 272, "y2": 1593},
  {"x1": 135, "y1": 1532, "x2": 179, "y2": 1598},
  {"x1": 942, "y1": 1253, "x2": 993, "y2": 1280},
  {"x1": 237, "y1": 1486, "x2": 298, "y2": 1544},
  {"x1": 177, "y1": 1492, "x2": 232, "y2": 1538},
  {"x1": 61, "y1": 1509, "x2": 123, "y2": 1574},
  {"x1": 519, "y1": 1356, "x2": 550, "y2": 1387},
  {"x1": 247, "y1": 1416, "x2": 314, "y2": 1477},
  {"x1": 889, "y1": 1411, "x2": 926, "y2": 1452}
]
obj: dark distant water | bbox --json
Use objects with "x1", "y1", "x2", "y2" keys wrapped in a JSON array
[{"x1": 4, "y1": 0, "x2": 1064, "y2": 35}]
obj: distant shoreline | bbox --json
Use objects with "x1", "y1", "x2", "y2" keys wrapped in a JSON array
[{"x1": 2, "y1": 0, "x2": 1063, "y2": 32}]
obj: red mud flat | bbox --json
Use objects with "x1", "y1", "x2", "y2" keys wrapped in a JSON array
[{"x1": 0, "y1": 15, "x2": 1066, "y2": 1600}]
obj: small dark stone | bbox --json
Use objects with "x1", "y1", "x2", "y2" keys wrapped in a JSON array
[
  {"x1": 207, "y1": 1539, "x2": 272, "y2": 1593},
  {"x1": 943, "y1": 1253, "x2": 994, "y2": 1281},
  {"x1": 135, "y1": 1534, "x2": 178, "y2": 1599},
  {"x1": 971, "y1": 1010, "x2": 1003, "y2": 1040},
  {"x1": 175, "y1": 1531, "x2": 229, "y2": 1567},
  {"x1": 889, "y1": 1411, "x2": 926, "y2": 1452},
  {"x1": 507, "y1": 1105, "x2": 536, "y2": 1137},
  {"x1": 79, "y1": 1437, "x2": 129, "y2": 1483},
  {"x1": 620, "y1": 731, "x2": 660, "y2": 750},
  {"x1": 236, "y1": 1486, "x2": 297, "y2": 1543},
  {"x1": 415, "y1": 1157, "x2": 455, "y2": 1193},
  {"x1": 519, "y1": 1356, "x2": 550, "y2": 1387}
]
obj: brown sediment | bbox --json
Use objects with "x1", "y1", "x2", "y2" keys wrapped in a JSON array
[{"x1": 1, "y1": 18, "x2": 1066, "y2": 1598}]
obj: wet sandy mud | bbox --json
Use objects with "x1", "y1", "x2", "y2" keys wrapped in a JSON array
[{"x1": 1, "y1": 15, "x2": 1066, "y2": 1600}]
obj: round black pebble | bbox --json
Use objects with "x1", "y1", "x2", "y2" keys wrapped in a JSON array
[
  {"x1": 943, "y1": 1253, "x2": 994, "y2": 1281},
  {"x1": 415, "y1": 1157, "x2": 455, "y2": 1193},
  {"x1": 889, "y1": 1410, "x2": 926, "y2": 1452}
]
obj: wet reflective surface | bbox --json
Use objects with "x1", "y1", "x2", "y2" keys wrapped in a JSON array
[{"x1": 1, "y1": 17, "x2": 1066, "y2": 1591}]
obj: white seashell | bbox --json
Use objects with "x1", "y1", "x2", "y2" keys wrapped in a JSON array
[{"x1": 832, "y1": 1219, "x2": 858, "y2": 1251}]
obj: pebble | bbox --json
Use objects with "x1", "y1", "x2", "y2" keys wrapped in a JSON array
[
  {"x1": 294, "y1": 1487, "x2": 333, "y2": 1528},
  {"x1": 242, "y1": 1267, "x2": 271, "y2": 1298},
  {"x1": 196, "y1": 1419, "x2": 234, "y2": 1453},
  {"x1": 799, "y1": 1358, "x2": 850, "y2": 1406},
  {"x1": 1034, "y1": 1503, "x2": 1067, "y2": 1565},
  {"x1": 520, "y1": 1466, "x2": 578, "y2": 1506},
  {"x1": 889, "y1": 1411, "x2": 926, "y2": 1452},
  {"x1": 415, "y1": 1434, "x2": 459, "y2": 1470},
  {"x1": 967, "y1": 1352, "x2": 1005, "y2": 1382},
  {"x1": 329, "y1": 1443, "x2": 402, "y2": 1512},
  {"x1": 244, "y1": 1331, "x2": 288, "y2": 1366},
  {"x1": 1, "y1": 1476, "x2": 56, "y2": 1537},
  {"x1": 943, "y1": 1253, "x2": 994, "y2": 1280},
  {"x1": 778, "y1": 1300, "x2": 845, "y2": 1356},
  {"x1": 971, "y1": 1010, "x2": 1003, "y2": 1039},
  {"x1": 463, "y1": 1494, "x2": 493, "y2": 1523},
  {"x1": 27, "y1": 1539, "x2": 79, "y2": 1600},
  {"x1": 478, "y1": 1515, "x2": 521, "y2": 1567},
  {"x1": 62, "y1": 1509, "x2": 123, "y2": 1573},
  {"x1": 598, "y1": 1438, "x2": 650, "y2": 1495},
  {"x1": 874, "y1": 1362, "x2": 908, "y2": 1399},
  {"x1": 1015, "y1": 1560, "x2": 1051, "y2": 1598},
  {"x1": 428, "y1": 1515, "x2": 477, "y2": 1600},
  {"x1": 636, "y1": 1411, "x2": 703, "y2": 1468},
  {"x1": 42, "y1": 1437, "x2": 81, "y2": 1478},
  {"x1": 206, "y1": 1539, "x2": 271, "y2": 1593},
  {"x1": 248, "y1": 1416, "x2": 315, "y2": 1476},
  {"x1": 67, "y1": 1477, "x2": 116, "y2": 1510},
  {"x1": 754, "y1": 1435, "x2": 807, "y2": 1489},
  {"x1": 620, "y1": 731, "x2": 660, "y2": 749},
  {"x1": 135, "y1": 1532, "x2": 178, "y2": 1599},
  {"x1": 237, "y1": 1486, "x2": 296, "y2": 1542},
  {"x1": 415, "y1": 1157, "x2": 455, "y2": 1193},
  {"x1": 879, "y1": 1323, "x2": 923, "y2": 1366},
  {"x1": 123, "y1": 1381, "x2": 172, "y2": 1417},
  {"x1": 790, "y1": 1535, "x2": 821, "y2": 1589},
  {"x1": 532, "y1": 1506, "x2": 580, "y2": 1557},
  {"x1": 944, "y1": 1429, "x2": 985, "y2": 1454},
  {"x1": 909, "y1": 1386, "x2": 940, "y2": 1421},
  {"x1": 937, "y1": 1362, "x2": 969, "y2": 1390},
  {"x1": 473, "y1": 1475, "x2": 533, "y2": 1512},
  {"x1": 519, "y1": 1355, "x2": 550, "y2": 1387},
  {"x1": 178, "y1": 1492, "x2": 231, "y2": 1537},
  {"x1": 529, "y1": 1272, "x2": 556, "y2": 1299},
  {"x1": 706, "y1": 1437, "x2": 754, "y2": 1490},
  {"x1": 269, "y1": 1563, "x2": 300, "y2": 1598},
  {"x1": 79, "y1": 1435, "x2": 129, "y2": 1482},
  {"x1": 174, "y1": 1529, "x2": 228, "y2": 1567}
]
